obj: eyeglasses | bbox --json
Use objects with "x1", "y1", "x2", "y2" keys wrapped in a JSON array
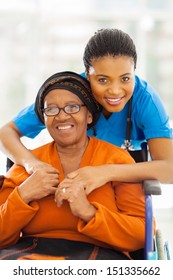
[{"x1": 42, "y1": 104, "x2": 86, "y2": 116}]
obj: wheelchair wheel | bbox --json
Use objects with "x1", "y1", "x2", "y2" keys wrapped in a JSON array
[
  {"x1": 156, "y1": 229, "x2": 165, "y2": 260},
  {"x1": 164, "y1": 241, "x2": 171, "y2": 260}
]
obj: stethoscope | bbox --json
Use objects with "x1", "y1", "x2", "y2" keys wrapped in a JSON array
[{"x1": 121, "y1": 97, "x2": 134, "y2": 151}]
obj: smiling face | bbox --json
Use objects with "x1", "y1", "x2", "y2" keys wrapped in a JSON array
[
  {"x1": 43, "y1": 89, "x2": 92, "y2": 149},
  {"x1": 87, "y1": 55, "x2": 135, "y2": 117}
]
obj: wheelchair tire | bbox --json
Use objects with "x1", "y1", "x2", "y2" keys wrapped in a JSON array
[{"x1": 156, "y1": 229, "x2": 165, "y2": 260}]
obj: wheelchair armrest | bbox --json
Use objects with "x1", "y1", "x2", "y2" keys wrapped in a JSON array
[{"x1": 143, "y1": 180, "x2": 162, "y2": 195}]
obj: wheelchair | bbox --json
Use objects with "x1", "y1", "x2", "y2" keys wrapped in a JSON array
[
  {"x1": 122, "y1": 97, "x2": 171, "y2": 260},
  {"x1": 3, "y1": 156, "x2": 172, "y2": 260},
  {"x1": 128, "y1": 144, "x2": 171, "y2": 260},
  {"x1": 143, "y1": 179, "x2": 170, "y2": 260}
]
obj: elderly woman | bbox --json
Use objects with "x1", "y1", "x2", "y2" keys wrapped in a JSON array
[{"x1": 0, "y1": 72, "x2": 145, "y2": 260}]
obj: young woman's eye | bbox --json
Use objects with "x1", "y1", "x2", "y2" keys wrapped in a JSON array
[
  {"x1": 98, "y1": 78, "x2": 107, "y2": 83},
  {"x1": 122, "y1": 76, "x2": 130, "y2": 82}
]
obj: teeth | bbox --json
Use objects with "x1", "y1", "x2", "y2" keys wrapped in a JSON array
[
  {"x1": 107, "y1": 97, "x2": 122, "y2": 102},
  {"x1": 58, "y1": 125, "x2": 72, "y2": 130}
]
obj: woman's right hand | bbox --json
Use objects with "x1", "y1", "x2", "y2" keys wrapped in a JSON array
[{"x1": 17, "y1": 167, "x2": 60, "y2": 204}]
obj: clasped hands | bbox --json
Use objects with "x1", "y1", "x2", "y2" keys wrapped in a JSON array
[{"x1": 18, "y1": 166, "x2": 96, "y2": 222}]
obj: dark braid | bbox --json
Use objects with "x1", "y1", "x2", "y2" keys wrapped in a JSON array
[{"x1": 83, "y1": 28, "x2": 137, "y2": 72}]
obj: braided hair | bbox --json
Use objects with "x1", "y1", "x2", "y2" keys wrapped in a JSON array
[{"x1": 83, "y1": 28, "x2": 137, "y2": 73}]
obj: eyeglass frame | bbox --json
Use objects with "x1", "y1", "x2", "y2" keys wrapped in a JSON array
[{"x1": 42, "y1": 104, "x2": 86, "y2": 117}]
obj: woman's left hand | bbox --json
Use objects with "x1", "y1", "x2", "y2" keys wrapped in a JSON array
[
  {"x1": 55, "y1": 178, "x2": 96, "y2": 222},
  {"x1": 66, "y1": 165, "x2": 110, "y2": 195}
]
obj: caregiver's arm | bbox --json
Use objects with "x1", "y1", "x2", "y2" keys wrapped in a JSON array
[
  {"x1": 67, "y1": 138, "x2": 173, "y2": 194},
  {"x1": 0, "y1": 121, "x2": 57, "y2": 174}
]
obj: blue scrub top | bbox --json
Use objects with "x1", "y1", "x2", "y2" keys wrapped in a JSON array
[{"x1": 13, "y1": 75, "x2": 173, "y2": 150}]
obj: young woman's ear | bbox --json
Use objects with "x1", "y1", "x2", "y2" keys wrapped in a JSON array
[{"x1": 85, "y1": 71, "x2": 90, "y2": 81}]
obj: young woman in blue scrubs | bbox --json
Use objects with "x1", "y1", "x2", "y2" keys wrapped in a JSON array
[{"x1": 0, "y1": 28, "x2": 173, "y2": 193}]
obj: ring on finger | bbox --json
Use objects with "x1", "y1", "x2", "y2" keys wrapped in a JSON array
[{"x1": 62, "y1": 188, "x2": 66, "y2": 193}]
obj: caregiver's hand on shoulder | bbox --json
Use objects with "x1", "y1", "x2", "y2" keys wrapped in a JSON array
[
  {"x1": 66, "y1": 165, "x2": 110, "y2": 195},
  {"x1": 24, "y1": 159, "x2": 59, "y2": 175}
]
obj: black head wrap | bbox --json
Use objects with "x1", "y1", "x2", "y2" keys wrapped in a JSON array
[{"x1": 34, "y1": 71, "x2": 102, "y2": 129}]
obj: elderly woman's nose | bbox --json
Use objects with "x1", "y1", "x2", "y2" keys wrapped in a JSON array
[{"x1": 55, "y1": 108, "x2": 70, "y2": 119}]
